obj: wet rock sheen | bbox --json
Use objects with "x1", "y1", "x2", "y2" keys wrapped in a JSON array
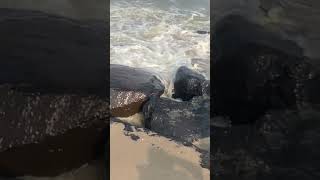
[
  {"x1": 143, "y1": 96, "x2": 210, "y2": 145},
  {"x1": 173, "y1": 66, "x2": 206, "y2": 101}
]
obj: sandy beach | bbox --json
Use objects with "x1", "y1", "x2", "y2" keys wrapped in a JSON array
[{"x1": 110, "y1": 122, "x2": 209, "y2": 180}]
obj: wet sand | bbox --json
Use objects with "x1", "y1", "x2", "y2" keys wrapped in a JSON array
[{"x1": 110, "y1": 122, "x2": 209, "y2": 180}]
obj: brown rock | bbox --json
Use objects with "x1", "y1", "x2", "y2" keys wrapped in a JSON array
[
  {"x1": 110, "y1": 65, "x2": 164, "y2": 117},
  {"x1": 110, "y1": 89, "x2": 147, "y2": 117}
]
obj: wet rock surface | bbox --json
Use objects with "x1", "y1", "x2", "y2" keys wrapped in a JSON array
[
  {"x1": 110, "y1": 64, "x2": 164, "y2": 117},
  {"x1": 0, "y1": 85, "x2": 109, "y2": 177},
  {"x1": 201, "y1": 80, "x2": 210, "y2": 97},
  {"x1": 143, "y1": 96, "x2": 210, "y2": 146},
  {"x1": 173, "y1": 66, "x2": 206, "y2": 101}
]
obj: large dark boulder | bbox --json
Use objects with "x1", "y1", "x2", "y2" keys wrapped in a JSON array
[
  {"x1": 143, "y1": 96, "x2": 210, "y2": 145},
  {"x1": 0, "y1": 85, "x2": 109, "y2": 177},
  {"x1": 110, "y1": 64, "x2": 164, "y2": 117},
  {"x1": 0, "y1": 8, "x2": 107, "y2": 95},
  {"x1": 173, "y1": 66, "x2": 206, "y2": 101},
  {"x1": 212, "y1": 16, "x2": 320, "y2": 123}
]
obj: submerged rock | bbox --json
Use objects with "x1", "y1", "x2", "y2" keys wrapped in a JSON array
[
  {"x1": 190, "y1": 58, "x2": 210, "y2": 78},
  {"x1": 143, "y1": 96, "x2": 210, "y2": 145},
  {"x1": 0, "y1": 85, "x2": 109, "y2": 177},
  {"x1": 173, "y1": 66, "x2": 206, "y2": 101},
  {"x1": 196, "y1": 30, "x2": 209, "y2": 34},
  {"x1": 110, "y1": 64, "x2": 164, "y2": 117}
]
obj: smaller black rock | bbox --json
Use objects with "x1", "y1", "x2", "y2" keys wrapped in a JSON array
[{"x1": 173, "y1": 66, "x2": 206, "y2": 101}]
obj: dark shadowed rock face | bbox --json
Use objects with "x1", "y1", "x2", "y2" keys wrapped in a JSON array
[
  {"x1": 211, "y1": 124, "x2": 270, "y2": 180},
  {"x1": 110, "y1": 64, "x2": 164, "y2": 117},
  {"x1": 211, "y1": 107, "x2": 320, "y2": 180},
  {"x1": 143, "y1": 96, "x2": 209, "y2": 144},
  {"x1": 212, "y1": 15, "x2": 320, "y2": 124},
  {"x1": 173, "y1": 66, "x2": 206, "y2": 101},
  {"x1": 255, "y1": 108, "x2": 320, "y2": 172},
  {"x1": 213, "y1": 42, "x2": 320, "y2": 124},
  {"x1": 0, "y1": 8, "x2": 107, "y2": 95},
  {"x1": 0, "y1": 85, "x2": 109, "y2": 177}
]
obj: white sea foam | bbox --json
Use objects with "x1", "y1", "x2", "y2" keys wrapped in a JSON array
[{"x1": 111, "y1": 0, "x2": 210, "y2": 97}]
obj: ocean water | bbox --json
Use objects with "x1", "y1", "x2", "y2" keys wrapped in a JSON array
[{"x1": 111, "y1": 0, "x2": 210, "y2": 96}]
